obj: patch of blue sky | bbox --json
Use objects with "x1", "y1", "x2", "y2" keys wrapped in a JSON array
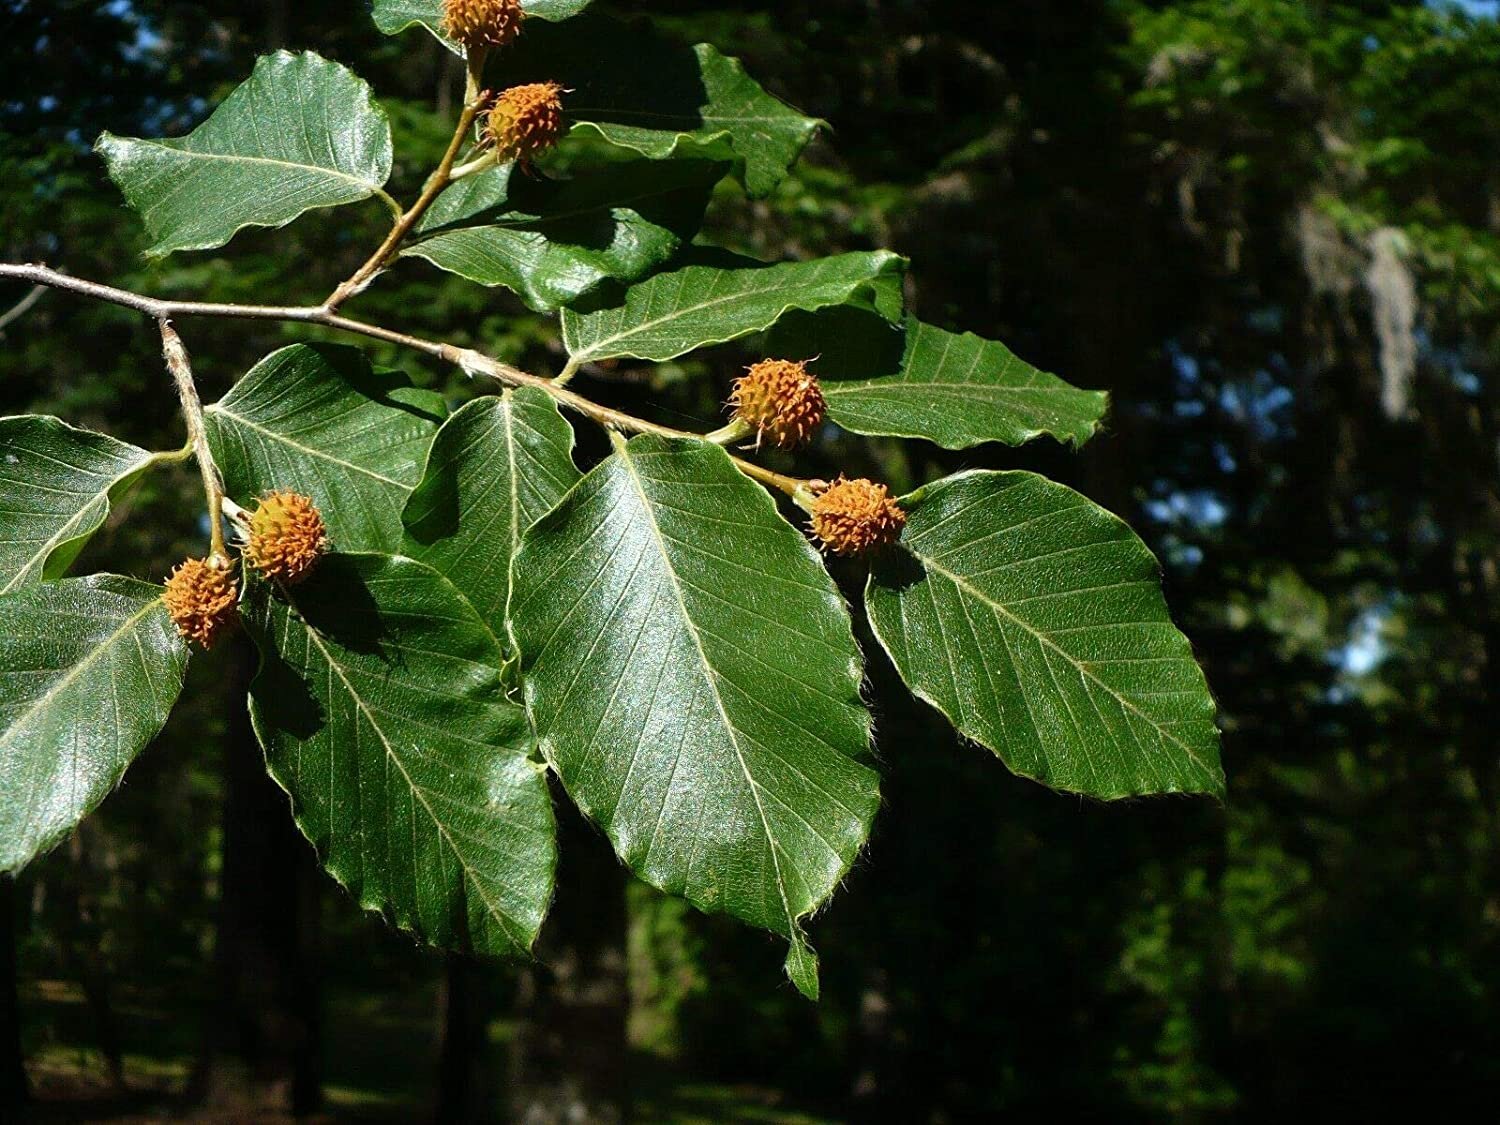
[
  {"x1": 1144, "y1": 488, "x2": 1230, "y2": 530},
  {"x1": 1329, "y1": 605, "x2": 1390, "y2": 677},
  {"x1": 1427, "y1": 1, "x2": 1498, "y2": 17}
]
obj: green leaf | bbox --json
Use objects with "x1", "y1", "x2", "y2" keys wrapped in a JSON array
[
  {"x1": 402, "y1": 390, "x2": 581, "y2": 644},
  {"x1": 0, "y1": 416, "x2": 155, "y2": 595},
  {"x1": 0, "y1": 576, "x2": 189, "y2": 873},
  {"x1": 371, "y1": 0, "x2": 592, "y2": 48},
  {"x1": 864, "y1": 471, "x2": 1223, "y2": 799},
  {"x1": 404, "y1": 160, "x2": 726, "y2": 312},
  {"x1": 245, "y1": 553, "x2": 555, "y2": 956},
  {"x1": 562, "y1": 250, "x2": 906, "y2": 367},
  {"x1": 508, "y1": 14, "x2": 820, "y2": 196},
  {"x1": 509, "y1": 435, "x2": 879, "y2": 997},
  {"x1": 96, "y1": 51, "x2": 392, "y2": 256},
  {"x1": 768, "y1": 310, "x2": 1110, "y2": 450},
  {"x1": 204, "y1": 344, "x2": 446, "y2": 553}
]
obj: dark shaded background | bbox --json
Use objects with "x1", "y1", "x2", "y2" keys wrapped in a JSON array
[{"x1": 3, "y1": 1, "x2": 1500, "y2": 1121}]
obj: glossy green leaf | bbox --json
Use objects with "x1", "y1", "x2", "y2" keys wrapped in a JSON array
[
  {"x1": 563, "y1": 250, "x2": 906, "y2": 367},
  {"x1": 245, "y1": 553, "x2": 555, "y2": 956},
  {"x1": 204, "y1": 344, "x2": 445, "y2": 553},
  {"x1": 506, "y1": 14, "x2": 820, "y2": 196},
  {"x1": 96, "y1": 52, "x2": 393, "y2": 257},
  {"x1": 371, "y1": 0, "x2": 592, "y2": 49},
  {"x1": 0, "y1": 416, "x2": 155, "y2": 595},
  {"x1": 404, "y1": 160, "x2": 726, "y2": 312},
  {"x1": 864, "y1": 471, "x2": 1223, "y2": 799},
  {"x1": 0, "y1": 576, "x2": 189, "y2": 872},
  {"x1": 768, "y1": 309, "x2": 1110, "y2": 449},
  {"x1": 510, "y1": 435, "x2": 879, "y2": 997},
  {"x1": 402, "y1": 390, "x2": 581, "y2": 644}
]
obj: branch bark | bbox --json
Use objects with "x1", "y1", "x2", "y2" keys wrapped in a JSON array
[
  {"x1": 0, "y1": 263, "x2": 811, "y2": 499},
  {"x1": 324, "y1": 85, "x2": 490, "y2": 311},
  {"x1": 158, "y1": 320, "x2": 226, "y2": 558}
]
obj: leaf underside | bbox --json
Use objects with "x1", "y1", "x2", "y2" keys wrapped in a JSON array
[
  {"x1": 96, "y1": 51, "x2": 392, "y2": 256},
  {"x1": 370, "y1": 0, "x2": 593, "y2": 51},
  {"x1": 509, "y1": 435, "x2": 879, "y2": 997},
  {"x1": 245, "y1": 553, "x2": 556, "y2": 956},
  {"x1": 204, "y1": 343, "x2": 445, "y2": 554},
  {"x1": 405, "y1": 159, "x2": 726, "y2": 312},
  {"x1": 503, "y1": 14, "x2": 821, "y2": 197},
  {"x1": 0, "y1": 576, "x2": 189, "y2": 872},
  {"x1": 865, "y1": 471, "x2": 1223, "y2": 799},
  {"x1": 0, "y1": 416, "x2": 154, "y2": 595}
]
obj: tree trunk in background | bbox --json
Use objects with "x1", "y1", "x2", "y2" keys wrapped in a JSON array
[
  {"x1": 435, "y1": 954, "x2": 500, "y2": 1125},
  {"x1": 508, "y1": 800, "x2": 628, "y2": 1124},
  {"x1": 57, "y1": 833, "x2": 125, "y2": 1094},
  {"x1": 0, "y1": 876, "x2": 28, "y2": 1118},
  {"x1": 189, "y1": 644, "x2": 321, "y2": 1117}
]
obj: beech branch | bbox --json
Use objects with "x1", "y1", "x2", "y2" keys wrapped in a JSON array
[
  {"x1": 157, "y1": 319, "x2": 226, "y2": 558},
  {"x1": 0, "y1": 263, "x2": 810, "y2": 499},
  {"x1": 324, "y1": 61, "x2": 493, "y2": 312}
]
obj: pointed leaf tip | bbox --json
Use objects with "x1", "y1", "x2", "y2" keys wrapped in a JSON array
[{"x1": 865, "y1": 471, "x2": 1223, "y2": 800}]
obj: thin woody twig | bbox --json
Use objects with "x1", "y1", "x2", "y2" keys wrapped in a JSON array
[
  {"x1": 324, "y1": 85, "x2": 492, "y2": 312},
  {"x1": 0, "y1": 263, "x2": 812, "y2": 498},
  {"x1": 157, "y1": 319, "x2": 226, "y2": 558},
  {"x1": 0, "y1": 283, "x2": 46, "y2": 335}
]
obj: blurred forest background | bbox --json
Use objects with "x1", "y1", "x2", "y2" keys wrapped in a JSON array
[{"x1": 3, "y1": 0, "x2": 1500, "y2": 1121}]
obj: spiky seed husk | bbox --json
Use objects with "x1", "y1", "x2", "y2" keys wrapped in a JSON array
[
  {"x1": 810, "y1": 476, "x2": 907, "y2": 556},
  {"x1": 244, "y1": 490, "x2": 328, "y2": 585},
  {"x1": 729, "y1": 358, "x2": 827, "y2": 449},
  {"x1": 486, "y1": 81, "x2": 566, "y2": 164},
  {"x1": 440, "y1": 0, "x2": 525, "y2": 50},
  {"x1": 162, "y1": 556, "x2": 239, "y2": 649}
]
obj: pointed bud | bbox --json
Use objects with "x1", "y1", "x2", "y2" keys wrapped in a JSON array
[
  {"x1": 486, "y1": 81, "x2": 566, "y2": 165},
  {"x1": 440, "y1": 0, "x2": 525, "y2": 50},
  {"x1": 728, "y1": 358, "x2": 827, "y2": 449},
  {"x1": 163, "y1": 556, "x2": 239, "y2": 649},
  {"x1": 809, "y1": 476, "x2": 906, "y2": 556},
  {"x1": 243, "y1": 490, "x2": 328, "y2": 585}
]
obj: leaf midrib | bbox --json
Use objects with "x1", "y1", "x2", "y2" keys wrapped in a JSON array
[
  {"x1": 0, "y1": 597, "x2": 162, "y2": 760},
  {"x1": 206, "y1": 405, "x2": 408, "y2": 487},
  {"x1": 410, "y1": 177, "x2": 701, "y2": 241},
  {"x1": 113, "y1": 136, "x2": 384, "y2": 196},
  {"x1": 298, "y1": 618, "x2": 527, "y2": 949},
  {"x1": 615, "y1": 444, "x2": 801, "y2": 937},
  {"x1": 1, "y1": 460, "x2": 151, "y2": 596},
  {"x1": 568, "y1": 259, "x2": 884, "y2": 362},
  {"x1": 912, "y1": 549, "x2": 1218, "y2": 779}
]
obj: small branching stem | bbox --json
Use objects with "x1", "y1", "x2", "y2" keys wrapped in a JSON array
[
  {"x1": 552, "y1": 357, "x2": 582, "y2": 387},
  {"x1": 157, "y1": 318, "x2": 226, "y2": 559},
  {"x1": 705, "y1": 418, "x2": 753, "y2": 447},
  {"x1": 0, "y1": 263, "x2": 812, "y2": 499},
  {"x1": 324, "y1": 82, "x2": 491, "y2": 311},
  {"x1": 0, "y1": 283, "x2": 46, "y2": 335}
]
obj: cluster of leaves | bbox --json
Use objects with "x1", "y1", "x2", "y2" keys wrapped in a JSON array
[{"x1": 0, "y1": 1, "x2": 1221, "y2": 997}]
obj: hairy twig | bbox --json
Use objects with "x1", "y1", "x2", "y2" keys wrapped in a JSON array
[
  {"x1": 157, "y1": 319, "x2": 226, "y2": 558},
  {"x1": 0, "y1": 263, "x2": 810, "y2": 498},
  {"x1": 325, "y1": 79, "x2": 492, "y2": 311}
]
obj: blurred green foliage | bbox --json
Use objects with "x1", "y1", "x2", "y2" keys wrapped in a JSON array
[{"x1": 3, "y1": 0, "x2": 1499, "y2": 1119}]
